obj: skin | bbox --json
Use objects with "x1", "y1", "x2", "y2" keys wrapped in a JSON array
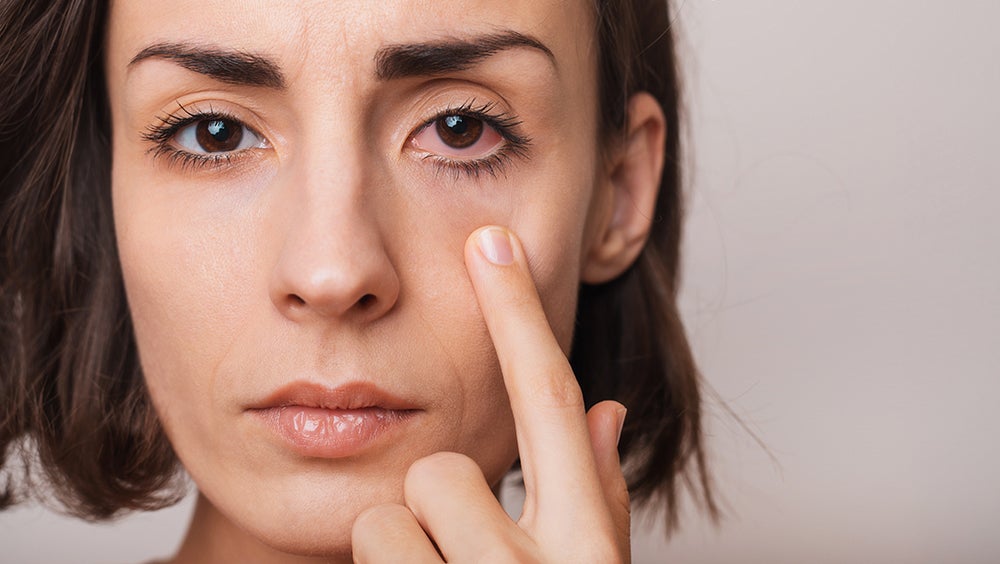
[{"x1": 105, "y1": 0, "x2": 666, "y2": 561}]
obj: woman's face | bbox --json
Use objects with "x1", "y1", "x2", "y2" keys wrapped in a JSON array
[{"x1": 106, "y1": 0, "x2": 605, "y2": 555}]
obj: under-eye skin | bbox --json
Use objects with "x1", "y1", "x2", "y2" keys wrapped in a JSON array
[
  {"x1": 408, "y1": 100, "x2": 532, "y2": 180},
  {"x1": 141, "y1": 102, "x2": 270, "y2": 172}
]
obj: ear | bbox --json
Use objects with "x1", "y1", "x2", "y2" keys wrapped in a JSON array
[{"x1": 581, "y1": 92, "x2": 667, "y2": 284}]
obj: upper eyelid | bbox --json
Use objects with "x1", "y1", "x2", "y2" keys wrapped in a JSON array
[
  {"x1": 141, "y1": 99, "x2": 273, "y2": 143},
  {"x1": 411, "y1": 102, "x2": 532, "y2": 149},
  {"x1": 160, "y1": 114, "x2": 265, "y2": 141}
]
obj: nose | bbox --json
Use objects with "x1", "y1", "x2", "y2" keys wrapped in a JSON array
[{"x1": 268, "y1": 167, "x2": 400, "y2": 324}]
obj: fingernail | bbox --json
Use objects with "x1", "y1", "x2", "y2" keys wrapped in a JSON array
[
  {"x1": 615, "y1": 406, "x2": 627, "y2": 446},
  {"x1": 477, "y1": 227, "x2": 514, "y2": 265}
]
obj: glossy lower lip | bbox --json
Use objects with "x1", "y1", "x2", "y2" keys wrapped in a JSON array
[
  {"x1": 251, "y1": 406, "x2": 417, "y2": 458},
  {"x1": 247, "y1": 381, "x2": 420, "y2": 458}
]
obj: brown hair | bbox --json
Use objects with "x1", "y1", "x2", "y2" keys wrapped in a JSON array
[{"x1": 0, "y1": 0, "x2": 715, "y2": 529}]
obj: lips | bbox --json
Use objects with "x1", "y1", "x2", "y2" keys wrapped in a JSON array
[{"x1": 247, "y1": 381, "x2": 420, "y2": 458}]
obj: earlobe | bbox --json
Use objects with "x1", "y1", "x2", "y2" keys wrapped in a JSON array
[{"x1": 581, "y1": 92, "x2": 667, "y2": 284}]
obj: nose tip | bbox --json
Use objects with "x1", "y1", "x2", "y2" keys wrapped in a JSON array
[
  {"x1": 268, "y1": 206, "x2": 403, "y2": 322},
  {"x1": 276, "y1": 265, "x2": 398, "y2": 321}
]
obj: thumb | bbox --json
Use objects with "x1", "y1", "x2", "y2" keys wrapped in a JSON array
[{"x1": 587, "y1": 401, "x2": 631, "y2": 545}]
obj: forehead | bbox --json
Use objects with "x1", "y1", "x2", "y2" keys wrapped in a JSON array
[{"x1": 106, "y1": 0, "x2": 596, "y2": 85}]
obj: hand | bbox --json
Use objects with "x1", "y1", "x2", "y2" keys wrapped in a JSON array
[{"x1": 352, "y1": 226, "x2": 631, "y2": 563}]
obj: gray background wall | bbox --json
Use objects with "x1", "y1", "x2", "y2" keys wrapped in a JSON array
[{"x1": 2, "y1": 1, "x2": 998, "y2": 562}]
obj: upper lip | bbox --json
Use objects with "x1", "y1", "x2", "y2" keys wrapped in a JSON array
[{"x1": 247, "y1": 381, "x2": 419, "y2": 411}]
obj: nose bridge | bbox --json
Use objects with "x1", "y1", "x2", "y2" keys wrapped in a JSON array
[{"x1": 268, "y1": 121, "x2": 399, "y2": 323}]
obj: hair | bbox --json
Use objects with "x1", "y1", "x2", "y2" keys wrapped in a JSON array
[{"x1": 0, "y1": 0, "x2": 716, "y2": 530}]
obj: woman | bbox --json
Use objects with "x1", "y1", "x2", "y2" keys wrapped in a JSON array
[{"x1": 0, "y1": 0, "x2": 715, "y2": 561}]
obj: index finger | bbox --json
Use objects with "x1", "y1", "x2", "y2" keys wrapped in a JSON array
[{"x1": 464, "y1": 226, "x2": 615, "y2": 534}]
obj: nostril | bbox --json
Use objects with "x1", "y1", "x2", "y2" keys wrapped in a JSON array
[{"x1": 357, "y1": 294, "x2": 376, "y2": 308}]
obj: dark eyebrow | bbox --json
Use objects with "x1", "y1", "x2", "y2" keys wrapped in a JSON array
[
  {"x1": 128, "y1": 42, "x2": 286, "y2": 89},
  {"x1": 374, "y1": 31, "x2": 555, "y2": 81}
]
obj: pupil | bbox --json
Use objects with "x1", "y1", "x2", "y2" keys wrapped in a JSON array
[
  {"x1": 444, "y1": 115, "x2": 468, "y2": 134},
  {"x1": 206, "y1": 120, "x2": 231, "y2": 141}
]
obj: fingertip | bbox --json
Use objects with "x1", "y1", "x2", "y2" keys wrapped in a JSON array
[
  {"x1": 465, "y1": 227, "x2": 528, "y2": 308},
  {"x1": 478, "y1": 226, "x2": 515, "y2": 265},
  {"x1": 466, "y1": 225, "x2": 521, "y2": 269},
  {"x1": 588, "y1": 401, "x2": 627, "y2": 451}
]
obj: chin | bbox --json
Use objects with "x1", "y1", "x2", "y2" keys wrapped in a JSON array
[{"x1": 196, "y1": 463, "x2": 411, "y2": 558}]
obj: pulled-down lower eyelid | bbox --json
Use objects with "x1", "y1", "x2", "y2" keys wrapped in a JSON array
[{"x1": 407, "y1": 101, "x2": 533, "y2": 180}]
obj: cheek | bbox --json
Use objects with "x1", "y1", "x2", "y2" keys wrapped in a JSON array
[
  {"x1": 402, "y1": 142, "x2": 597, "y2": 347},
  {"x1": 112, "y1": 157, "x2": 264, "y2": 462},
  {"x1": 510, "y1": 163, "x2": 598, "y2": 351}
]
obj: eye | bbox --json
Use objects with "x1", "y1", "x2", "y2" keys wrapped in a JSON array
[
  {"x1": 411, "y1": 114, "x2": 504, "y2": 159},
  {"x1": 173, "y1": 117, "x2": 266, "y2": 154}
]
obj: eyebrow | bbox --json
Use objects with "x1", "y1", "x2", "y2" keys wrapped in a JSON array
[
  {"x1": 127, "y1": 30, "x2": 554, "y2": 89},
  {"x1": 128, "y1": 42, "x2": 286, "y2": 89},
  {"x1": 374, "y1": 31, "x2": 556, "y2": 80}
]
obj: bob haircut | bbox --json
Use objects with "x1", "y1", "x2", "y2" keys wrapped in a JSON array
[{"x1": 0, "y1": 0, "x2": 716, "y2": 530}]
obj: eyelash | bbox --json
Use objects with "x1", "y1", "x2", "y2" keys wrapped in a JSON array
[
  {"x1": 141, "y1": 100, "x2": 532, "y2": 179},
  {"x1": 142, "y1": 103, "x2": 256, "y2": 171}
]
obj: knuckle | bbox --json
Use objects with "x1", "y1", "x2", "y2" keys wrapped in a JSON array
[{"x1": 528, "y1": 363, "x2": 585, "y2": 411}]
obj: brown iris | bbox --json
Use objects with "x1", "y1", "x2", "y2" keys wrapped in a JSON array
[
  {"x1": 435, "y1": 115, "x2": 483, "y2": 149},
  {"x1": 195, "y1": 119, "x2": 243, "y2": 152}
]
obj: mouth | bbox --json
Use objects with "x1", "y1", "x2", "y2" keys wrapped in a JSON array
[{"x1": 246, "y1": 381, "x2": 421, "y2": 459}]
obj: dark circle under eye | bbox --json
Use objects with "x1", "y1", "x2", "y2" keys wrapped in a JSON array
[
  {"x1": 435, "y1": 114, "x2": 483, "y2": 149},
  {"x1": 195, "y1": 119, "x2": 244, "y2": 152}
]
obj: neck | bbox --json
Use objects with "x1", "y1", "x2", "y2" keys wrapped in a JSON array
[{"x1": 166, "y1": 492, "x2": 351, "y2": 564}]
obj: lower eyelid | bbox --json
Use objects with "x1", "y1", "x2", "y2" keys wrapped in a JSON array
[
  {"x1": 149, "y1": 139, "x2": 268, "y2": 173},
  {"x1": 419, "y1": 146, "x2": 522, "y2": 181}
]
